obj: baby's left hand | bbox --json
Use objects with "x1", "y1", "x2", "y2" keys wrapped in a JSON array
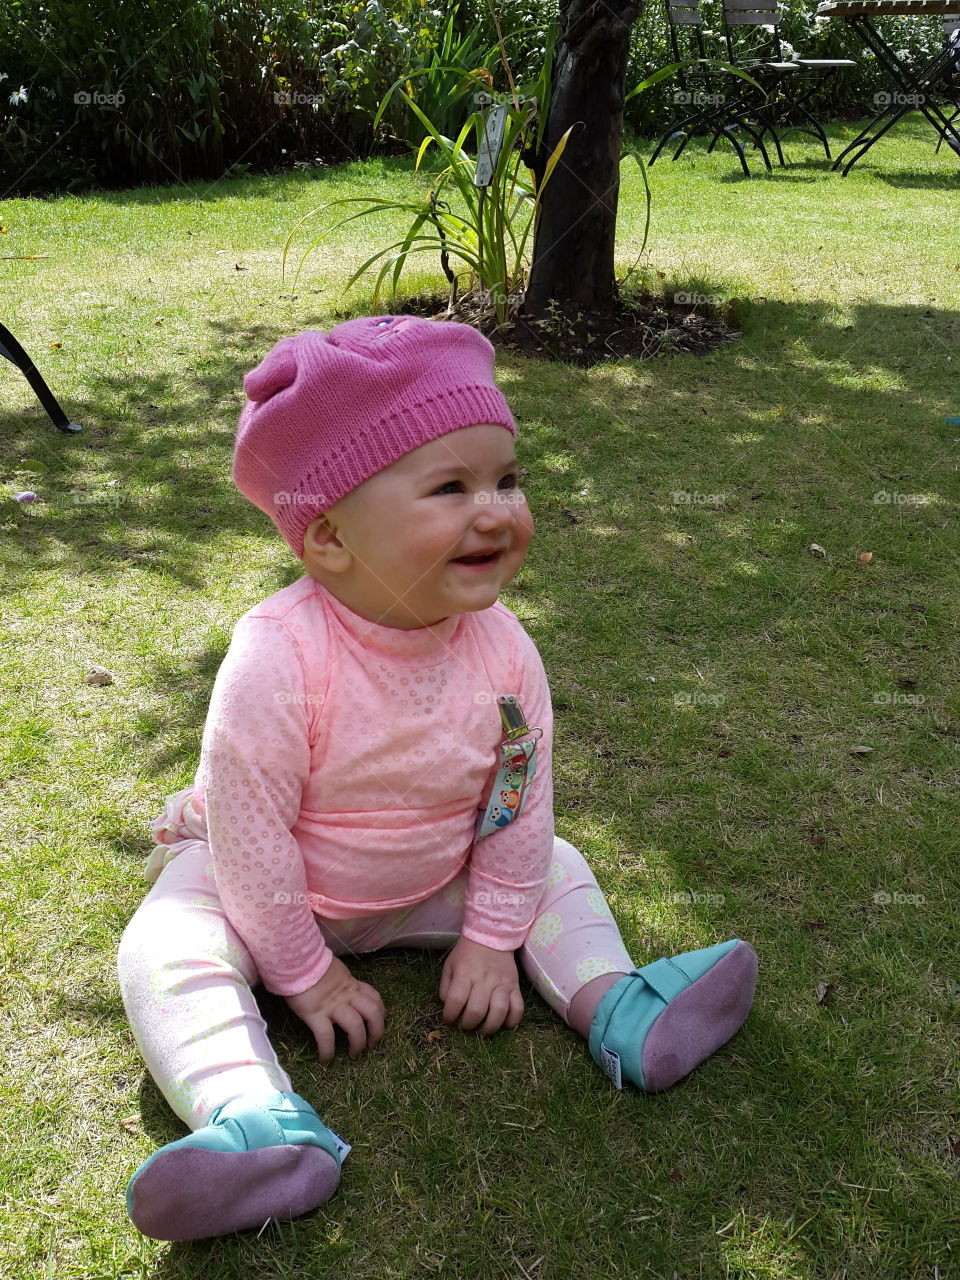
[{"x1": 439, "y1": 937, "x2": 524, "y2": 1035}]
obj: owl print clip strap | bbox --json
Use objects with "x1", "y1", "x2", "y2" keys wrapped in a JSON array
[{"x1": 474, "y1": 695, "x2": 543, "y2": 842}]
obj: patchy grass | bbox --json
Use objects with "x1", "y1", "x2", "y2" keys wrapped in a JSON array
[{"x1": 0, "y1": 117, "x2": 958, "y2": 1279}]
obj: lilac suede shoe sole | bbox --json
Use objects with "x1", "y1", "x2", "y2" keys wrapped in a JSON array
[
  {"x1": 129, "y1": 1143, "x2": 341, "y2": 1241},
  {"x1": 641, "y1": 939, "x2": 758, "y2": 1092}
]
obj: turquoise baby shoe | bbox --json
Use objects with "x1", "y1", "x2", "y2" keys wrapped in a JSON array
[
  {"x1": 126, "y1": 1090, "x2": 349, "y2": 1241},
  {"x1": 587, "y1": 939, "x2": 758, "y2": 1092}
]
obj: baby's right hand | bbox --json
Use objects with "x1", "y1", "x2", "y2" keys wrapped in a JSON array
[{"x1": 284, "y1": 955, "x2": 385, "y2": 1065}]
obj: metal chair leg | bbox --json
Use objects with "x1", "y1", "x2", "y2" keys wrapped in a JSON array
[
  {"x1": 650, "y1": 108, "x2": 713, "y2": 164},
  {"x1": 650, "y1": 93, "x2": 761, "y2": 175},
  {"x1": 727, "y1": 116, "x2": 774, "y2": 170},
  {"x1": 0, "y1": 324, "x2": 82, "y2": 434},
  {"x1": 794, "y1": 104, "x2": 832, "y2": 158},
  {"x1": 935, "y1": 106, "x2": 960, "y2": 152},
  {"x1": 649, "y1": 129, "x2": 676, "y2": 164},
  {"x1": 722, "y1": 128, "x2": 753, "y2": 176},
  {"x1": 764, "y1": 120, "x2": 788, "y2": 166},
  {"x1": 779, "y1": 73, "x2": 838, "y2": 159},
  {"x1": 672, "y1": 131, "x2": 695, "y2": 161}
]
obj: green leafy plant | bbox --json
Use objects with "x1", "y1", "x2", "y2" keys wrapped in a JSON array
[
  {"x1": 282, "y1": 23, "x2": 573, "y2": 328},
  {"x1": 315, "y1": 0, "x2": 446, "y2": 149},
  {"x1": 281, "y1": 31, "x2": 767, "y2": 328},
  {"x1": 398, "y1": 5, "x2": 501, "y2": 148}
]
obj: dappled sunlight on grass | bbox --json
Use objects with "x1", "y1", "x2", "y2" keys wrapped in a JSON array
[{"x1": 1, "y1": 117, "x2": 958, "y2": 1278}]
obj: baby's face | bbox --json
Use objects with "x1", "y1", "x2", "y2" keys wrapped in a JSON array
[{"x1": 302, "y1": 424, "x2": 533, "y2": 629}]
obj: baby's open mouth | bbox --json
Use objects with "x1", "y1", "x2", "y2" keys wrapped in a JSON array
[{"x1": 452, "y1": 551, "x2": 501, "y2": 565}]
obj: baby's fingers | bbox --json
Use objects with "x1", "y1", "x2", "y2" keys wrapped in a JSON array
[
  {"x1": 336, "y1": 1005, "x2": 373, "y2": 1060},
  {"x1": 475, "y1": 985, "x2": 524, "y2": 1036},
  {"x1": 309, "y1": 1015, "x2": 336, "y2": 1066},
  {"x1": 354, "y1": 987, "x2": 386, "y2": 1049},
  {"x1": 458, "y1": 984, "x2": 493, "y2": 1032},
  {"x1": 475, "y1": 985, "x2": 512, "y2": 1036},
  {"x1": 358, "y1": 980, "x2": 386, "y2": 1016},
  {"x1": 504, "y1": 987, "x2": 525, "y2": 1030},
  {"x1": 441, "y1": 975, "x2": 470, "y2": 1025}
]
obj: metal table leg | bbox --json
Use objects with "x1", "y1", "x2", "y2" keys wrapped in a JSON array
[{"x1": 833, "y1": 18, "x2": 960, "y2": 172}]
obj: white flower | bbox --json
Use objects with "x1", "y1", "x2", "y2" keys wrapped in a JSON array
[
  {"x1": 9, "y1": 85, "x2": 28, "y2": 106},
  {"x1": 0, "y1": 72, "x2": 8, "y2": 82}
]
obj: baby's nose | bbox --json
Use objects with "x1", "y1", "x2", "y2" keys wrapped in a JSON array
[{"x1": 475, "y1": 490, "x2": 517, "y2": 525}]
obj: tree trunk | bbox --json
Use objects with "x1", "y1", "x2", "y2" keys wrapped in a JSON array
[{"x1": 523, "y1": 0, "x2": 639, "y2": 318}]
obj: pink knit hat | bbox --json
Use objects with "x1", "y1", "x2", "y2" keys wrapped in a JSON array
[{"x1": 233, "y1": 315, "x2": 517, "y2": 558}]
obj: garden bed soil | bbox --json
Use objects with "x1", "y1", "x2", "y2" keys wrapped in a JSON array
[{"x1": 390, "y1": 292, "x2": 740, "y2": 366}]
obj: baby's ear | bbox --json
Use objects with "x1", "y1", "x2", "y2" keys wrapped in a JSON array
[
  {"x1": 303, "y1": 513, "x2": 351, "y2": 574},
  {"x1": 305, "y1": 513, "x2": 334, "y2": 543}
]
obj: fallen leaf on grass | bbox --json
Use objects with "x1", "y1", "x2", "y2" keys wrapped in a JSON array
[
  {"x1": 809, "y1": 543, "x2": 827, "y2": 558},
  {"x1": 850, "y1": 745, "x2": 873, "y2": 756},
  {"x1": 815, "y1": 982, "x2": 836, "y2": 1006},
  {"x1": 859, "y1": 551, "x2": 873, "y2": 564},
  {"x1": 120, "y1": 1115, "x2": 140, "y2": 1133},
  {"x1": 426, "y1": 1030, "x2": 443, "y2": 1043}
]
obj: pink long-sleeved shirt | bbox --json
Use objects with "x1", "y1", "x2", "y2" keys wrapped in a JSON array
[{"x1": 181, "y1": 574, "x2": 555, "y2": 997}]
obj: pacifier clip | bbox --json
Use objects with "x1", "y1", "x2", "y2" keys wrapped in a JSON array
[{"x1": 474, "y1": 695, "x2": 543, "y2": 841}]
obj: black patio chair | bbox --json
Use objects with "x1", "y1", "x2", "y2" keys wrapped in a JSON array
[
  {"x1": 649, "y1": 0, "x2": 777, "y2": 176},
  {"x1": 721, "y1": 0, "x2": 856, "y2": 163},
  {"x1": 0, "y1": 323, "x2": 82, "y2": 433},
  {"x1": 934, "y1": 14, "x2": 960, "y2": 154}
]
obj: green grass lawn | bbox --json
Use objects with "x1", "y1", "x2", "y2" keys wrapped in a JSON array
[{"x1": 1, "y1": 116, "x2": 958, "y2": 1279}]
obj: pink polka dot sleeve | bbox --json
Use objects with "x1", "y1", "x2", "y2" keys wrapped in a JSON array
[
  {"x1": 196, "y1": 615, "x2": 333, "y2": 997},
  {"x1": 461, "y1": 622, "x2": 555, "y2": 950}
]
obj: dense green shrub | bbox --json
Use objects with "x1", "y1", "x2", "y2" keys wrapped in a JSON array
[
  {"x1": 1, "y1": 0, "x2": 228, "y2": 193},
  {"x1": 0, "y1": 0, "x2": 475, "y2": 194}
]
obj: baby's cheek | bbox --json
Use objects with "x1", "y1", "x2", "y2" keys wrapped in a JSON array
[{"x1": 516, "y1": 501, "x2": 535, "y2": 548}]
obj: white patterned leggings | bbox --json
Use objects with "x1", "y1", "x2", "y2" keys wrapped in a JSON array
[{"x1": 117, "y1": 836, "x2": 636, "y2": 1132}]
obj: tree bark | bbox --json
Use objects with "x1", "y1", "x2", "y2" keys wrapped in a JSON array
[{"x1": 522, "y1": 0, "x2": 640, "y2": 318}]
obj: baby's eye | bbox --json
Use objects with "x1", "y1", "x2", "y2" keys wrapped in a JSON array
[{"x1": 432, "y1": 473, "x2": 520, "y2": 496}]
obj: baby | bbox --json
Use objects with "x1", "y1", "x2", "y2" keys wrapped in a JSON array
[{"x1": 117, "y1": 316, "x2": 758, "y2": 1242}]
